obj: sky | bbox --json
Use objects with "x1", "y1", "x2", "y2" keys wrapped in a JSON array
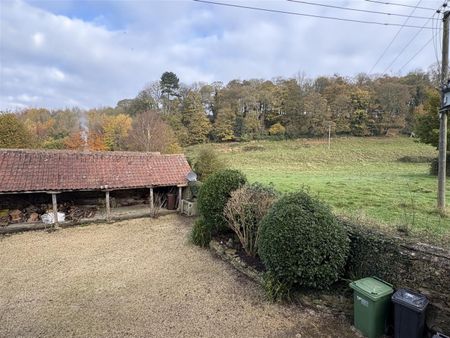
[{"x1": 0, "y1": 0, "x2": 445, "y2": 110}]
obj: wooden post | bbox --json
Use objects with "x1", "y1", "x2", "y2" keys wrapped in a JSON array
[
  {"x1": 178, "y1": 186, "x2": 183, "y2": 212},
  {"x1": 149, "y1": 187, "x2": 154, "y2": 214},
  {"x1": 438, "y1": 11, "x2": 449, "y2": 213},
  {"x1": 105, "y1": 190, "x2": 111, "y2": 222},
  {"x1": 328, "y1": 123, "x2": 331, "y2": 150},
  {"x1": 51, "y1": 193, "x2": 59, "y2": 227}
]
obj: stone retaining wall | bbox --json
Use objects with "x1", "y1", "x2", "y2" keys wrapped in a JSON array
[
  {"x1": 343, "y1": 219, "x2": 450, "y2": 333},
  {"x1": 210, "y1": 220, "x2": 450, "y2": 334}
]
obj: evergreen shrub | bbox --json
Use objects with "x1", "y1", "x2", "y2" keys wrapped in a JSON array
[
  {"x1": 197, "y1": 169, "x2": 247, "y2": 234},
  {"x1": 258, "y1": 191, "x2": 349, "y2": 291}
]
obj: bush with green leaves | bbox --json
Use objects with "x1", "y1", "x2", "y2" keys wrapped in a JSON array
[
  {"x1": 197, "y1": 169, "x2": 247, "y2": 234},
  {"x1": 268, "y1": 123, "x2": 286, "y2": 140},
  {"x1": 191, "y1": 217, "x2": 211, "y2": 248},
  {"x1": 268, "y1": 123, "x2": 285, "y2": 136},
  {"x1": 224, "y1": 183, "x2": 278, "y2": 257},
  {"x1": 258, "y1": 191, "x2": 349, "y2": 292},
  {"x1": 187, "y1": 180, "x2": 203, "y2": 199},
  {"x1": 193, "y1": 147, "x2": 225, "y2": 181}
]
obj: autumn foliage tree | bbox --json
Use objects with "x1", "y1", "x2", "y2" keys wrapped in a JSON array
[
  {"x1": 86, "y1": 111, "x2": 131, "y2": 151},
  {"x1": 0, "y1": 113, "x2": 33, "y2": 148},
  {"x1": 211, "y1": 106, "x2": 235, "y2": 141},
  {"x1": 63, "y1": 131, "x2": 106, "y2": 151},
  {"x1": 8, "y1": 69, "x2": 442, "y2": 151},
  {"x1": 103, "y1": 114, "x2": 132, "y2": 150},
  {"x1": 21, "y1": 108, "x2": 54, "y2": 144},
  {"x1": 64, "y1": 132, "x2": 86, "y2": 150}
]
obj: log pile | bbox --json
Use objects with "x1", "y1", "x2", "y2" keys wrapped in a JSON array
[
  {"x1": 0, "y1": 209, "x2": 9, "y2": 226},
  {"x1": 0, "y1": 194, "x2": 149, "y2": 227},
  {"x1": 0, "y1": 203, "x2": 98, "y2": 227},
  {"x1": 63, "y1": 205, "x2": 97, "y2": 221}
]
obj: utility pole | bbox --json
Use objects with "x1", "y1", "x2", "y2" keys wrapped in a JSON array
[
  {"x1": 438, "y1": 11, "x2": 449, "y2": 213},
  {"x1": 328, "y1": 123, "x2": 331, "y2": 150}
]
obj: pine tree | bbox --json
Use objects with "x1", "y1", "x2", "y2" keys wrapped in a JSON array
[{"x1": 181, "y1": 92, "x2": 211, "y2": 145}]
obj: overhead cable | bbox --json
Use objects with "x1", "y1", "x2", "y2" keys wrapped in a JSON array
[
  {"x1": 193, "y1": 0, "x2": 434, "y2": 29},
  {"x1": 364, "y1": 0, "x2": 437, "y2": 12},
  {"x1": 369, "y1": 0, "x2": 424, "y2": 73},
  {"x1": 382, "y1": 13, "x2": 437, "y2": 73},
  {"x1": 287, "y1": 0, "x2": 436, "y2": 20}
]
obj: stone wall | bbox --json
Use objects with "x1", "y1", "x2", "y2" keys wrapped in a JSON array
[
  {"x1": 210, "y1": 220, "x2": 450, "y2": 333},
  {"x1": 343, "y1": 218, "x2": 450, "y2": 333}
]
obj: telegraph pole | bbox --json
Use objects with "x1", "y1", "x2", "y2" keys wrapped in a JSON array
[
  {"x1": 438, "y1": 11, "x2": 449, "y2": 213},
  {"x1": 328, "y1": 124, "x2": 331, "y2": 150}
]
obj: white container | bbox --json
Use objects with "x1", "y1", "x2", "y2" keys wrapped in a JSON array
[
  {"x1": 41, "y1": 212, "x2": 65, "y2": 224},
  {"x1": 181, "y1": 200, "x2": 197, "y2": 217}
]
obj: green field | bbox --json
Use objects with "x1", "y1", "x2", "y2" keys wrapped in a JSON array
[{"x1": 187, "y1": 137, "x2": 450, "y2": 247}]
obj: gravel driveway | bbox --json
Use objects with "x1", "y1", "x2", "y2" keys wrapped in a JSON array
[{"x1": 0, "y1": 215, "x2": 358, "y2": 337}]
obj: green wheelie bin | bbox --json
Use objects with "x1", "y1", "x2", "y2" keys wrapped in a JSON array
[{"x1": 349, "y1": 277, "x2": 394, "y2": 338}]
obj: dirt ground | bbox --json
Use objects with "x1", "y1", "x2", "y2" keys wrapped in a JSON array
[{"x1": 0, "y1": 215, "x2": 359, "y2": 337}]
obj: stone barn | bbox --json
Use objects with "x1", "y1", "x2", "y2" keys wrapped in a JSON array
[{"x1": 0, "y1": 149, "x2": 191, "y2": 231}]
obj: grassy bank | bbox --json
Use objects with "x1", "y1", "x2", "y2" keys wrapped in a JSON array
[{"x1": 186, "y1": 137, "x2": 449, "y2": 246}]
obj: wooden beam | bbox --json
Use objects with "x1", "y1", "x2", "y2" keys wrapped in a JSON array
[
  {"x1": 51, "y1": 193, "x2": 59, "y2": 228},
  {"x1": 149, "y1": 187, "x2": 154, "y2": 213},
  {"x1": 105, "y1": 191, "x2": 111, "y2": 222},
  {"x1": 0, "y1": 184, "x2": 188, "y2": 195},
  {"x1": 178, "y1": 186, "x2": 183, "y2": 212},
  {"x1": 0, "y1": 223, "x2": 50, "y2": 235}
]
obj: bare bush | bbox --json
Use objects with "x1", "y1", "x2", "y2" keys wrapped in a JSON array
[
  {"x1": 224, "y1": 184, "x2": 277, "y2": 257},
  {"x1": 150, "y1": 193, "x2": 165, "y2": 218}
]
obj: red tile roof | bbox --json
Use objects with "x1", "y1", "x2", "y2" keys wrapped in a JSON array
[{"x1": 0, "y1": 149, "x2": 192, "y2": 193}]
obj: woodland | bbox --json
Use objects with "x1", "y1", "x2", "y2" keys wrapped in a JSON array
[{"x1": 0, "y1": 69, "x2": 446, "y2": 152}]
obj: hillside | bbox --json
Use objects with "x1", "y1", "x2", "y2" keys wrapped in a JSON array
[{"x1": 187, "y1": 137, "x2": 450, "y2": 246}]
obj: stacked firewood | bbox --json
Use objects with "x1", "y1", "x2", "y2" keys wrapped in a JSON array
[
  {"x1": 63, "y1": 205, "x2": 97, "y2": 221},
  {"x1": 0, "y1": 203, "x2": 98, "y2": 226}
]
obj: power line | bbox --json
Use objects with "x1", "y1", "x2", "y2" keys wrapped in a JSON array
[
  {"x1": 398, "y1": 36, "x2": 434, "y2": 72},
  {"x1": 364, "y1": 0, "x2": 437, "y2": 11},
  {"x1": 369, "y1": 0, "x2": 423, "y2": 74},
  {"x1": 287, "y1": 0, "x2": 435, "y2": 20},
  {"x1": 399, "y1": 7, "x2": 445, "y2": 73},
  {"x1": 382, "y1": 12, "x2": 438, "y2": 73},
  {"x1": 432, "y1": 10, "x2": 442, "y2": 72},
  {"x1": 193, "y1": 0, "x2": 434, "y2": 29}
]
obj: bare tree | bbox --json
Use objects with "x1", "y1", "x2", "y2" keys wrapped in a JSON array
[
  {"x1": 127, "y1": 110, "x2": 179, "y2": 153},
  {"x1": 144, "y1": 81, "x2": 163, "y2": 111}
]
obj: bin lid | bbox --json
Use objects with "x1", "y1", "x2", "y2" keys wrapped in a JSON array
[
  {"x1": 391, "y1": 288, "x2": 429, "y2": 312},
  {"x1": 349, "y1": 277, "x2": 393, "y2": 301}
]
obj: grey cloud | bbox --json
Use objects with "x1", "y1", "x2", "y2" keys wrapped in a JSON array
[{"x1": 0, "y1": 0, "x2": 442, "y2": 109}]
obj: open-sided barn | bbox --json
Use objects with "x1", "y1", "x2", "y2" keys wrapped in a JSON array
[{"x1": 0, "y1": 149, "x2": 192, "y2": 227}]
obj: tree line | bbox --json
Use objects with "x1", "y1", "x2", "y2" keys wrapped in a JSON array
[{"x1": 0, "y1": 68, "x2": 446, "y2": 152}]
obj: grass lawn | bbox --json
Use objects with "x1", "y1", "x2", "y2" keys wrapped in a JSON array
[{"x1": 186, "y1": 137, "x2": 450, "y2": 246}]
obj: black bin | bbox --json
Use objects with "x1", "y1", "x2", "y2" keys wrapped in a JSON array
[
  {"x1": 433, "y1": 333, "x2": 450, "y2": 338},
  {"x1": 392, "y1": 289, "x2": 429, "y2": 338}
]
